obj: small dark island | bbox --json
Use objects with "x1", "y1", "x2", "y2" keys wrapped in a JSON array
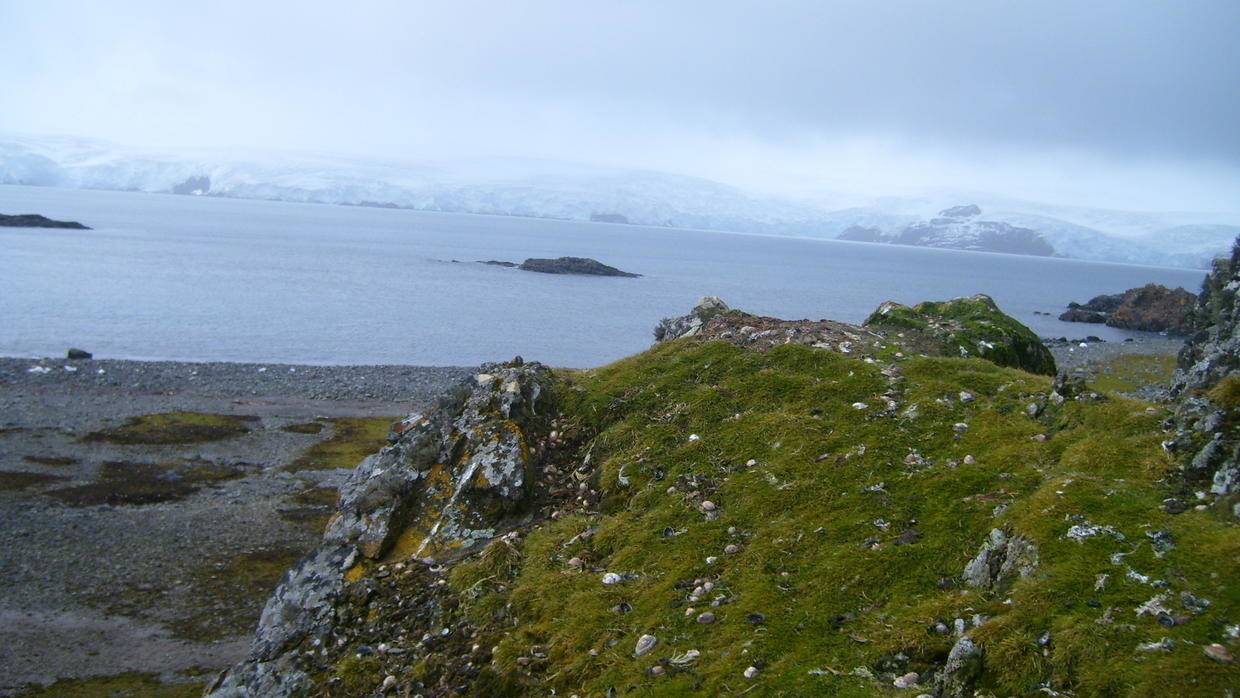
[
  {"x1": 0, "y1": 213, "x2": 91, "y2": 230},
  {"x1": 476, "y1": 256, "x2": 640, "y2": 277},
  {"x1": 518, "y1": 256, "x2": 640, "y2": 277}
]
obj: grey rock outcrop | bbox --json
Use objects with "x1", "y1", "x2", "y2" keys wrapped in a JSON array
[
  {"x1": 1168, "y1": 239, "x2": 1240, "y2": 501},
  {"x1": 962, "y1": 528, "x2": 1039, "y2": 590},
  {"x1": 207, "y1": 358, "x2": 555, "y2": 696},
  {"x1": 653, "y1": 296, "x2": 730, "y2": 341}
]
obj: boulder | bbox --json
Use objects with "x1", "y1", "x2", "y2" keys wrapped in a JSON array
[
  {"x1": 934, "y1": 636, "x2": 983, "y2": 698},
  {"x1": 962, "y1": 528, "x2": 1039, "y2": 590},
  {"x1": 66, "y1": 348, "x2": 92, "y2": 360}
]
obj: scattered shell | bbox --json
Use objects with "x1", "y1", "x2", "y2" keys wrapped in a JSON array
[
  {"x1": 688, "y1": 433, "x2": 701, "y2": 442},
  {"x1": 963, "y1": 455, "x2": 976, "y2": 465},
  {"x1": 744, "y1": 666, "x2": 759, "y2": 679},
  {"x1": 725, "y1": 544, "x2": 740, "y2": 554},
  {"x1": 893, "y1": 672, "x2": 919, "y2": 688},
  {"x1": 1205, "y1": 643, "x2": 1234, "y2": 664},
  {"x1": 851, "y1": 402, "x2": 868, "y2": 410},
  {"x1": 701, "y1": 500, "x2": 717, "y2": 512},
  {"x1": 959, "y1": 391, "x2": 975, "y2": 403},
  {"x1": 697, "y1": 611, "x2": 716, "y2": 624},
  {"x1": 567, "y1": 557, "x2": 584, "y2": 570},
  {"x1": 634, "y1": 634, "x2": 658, "y2": 657},
  {"x1": 601, "y1": 572, "x2": 623, "y2": 585}
]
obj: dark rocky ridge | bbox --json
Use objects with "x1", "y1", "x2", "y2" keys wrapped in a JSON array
[
  {"x1": 1060, "y1": 284, "x2": 1197, "y2": 333},
  {"x1": 0, "y1": 213, "x2": 90, "y2": 229}
]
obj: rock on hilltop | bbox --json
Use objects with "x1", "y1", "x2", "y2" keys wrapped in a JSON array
[{"x1": 656, "y1": 293, "x2": 1056, "y2": 375}]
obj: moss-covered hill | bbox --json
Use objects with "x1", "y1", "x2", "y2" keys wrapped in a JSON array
[
  {"x1": 446, "y1": 342, "x2": 1236, "y2": 696},
  {"x1": 211, "y1": 300, "x2": 1238, "y2": 697}
]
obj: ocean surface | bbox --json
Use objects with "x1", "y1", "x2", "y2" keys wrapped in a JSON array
[{"x1": 0, "y1": 185, "x2": 1207, "y2": 367}]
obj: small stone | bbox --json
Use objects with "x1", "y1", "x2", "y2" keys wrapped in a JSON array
[
  {"x1": 701, "y1": 500, "x2": 717, "y2": 512},
  {"x1": 963, "y1": 455, "x2": 976, "y2": 465},
  {"x1": 702, "y1": 581, "x2": 715, "y2": 592},
  {"x1": 747, "y1": 612, "x2": 767, "y2": 625},
  {"x1": 634, "y1": 634, "x2": 658, "y2": 657},
  {"x1": 959, "y1": 391, "x2": 975, "y2": 403},
  {"x1": 1204, "y1": 643, "x2": 1234, "y2": 664},
  {"x1": 697, "y1": 611, "x2": 716, "y2": 624},
  {"x1": 746, "y1": 459, "x2": 757, "y2": 467},
  {"x1": 649, "y1": 665, "x2": 665, "y2": 676},
  {"x1": 567, "y1": 557, "x2": 584, "y2": 570},
  {"x1": 893, "y1": 671, "x2": 920, "y2": 688},
  {"x1": 1162, "y1": 497, "x2": 1188, "y2": 514},
  {"x1": 602, "y1": 572, "x2": 623, "y2": 585},
  {"x1": 953, "y1": 422, "x2": 969, "y2": 432},
  {"x1": 382, "y1": 675, "x2": 397, "y2": 691},
  {"x1": 724, "y1": 544, "x2": 740, "y2": 554},
  {"x1": 744, "y1": 666, "x2": 759, "y2": 679}
]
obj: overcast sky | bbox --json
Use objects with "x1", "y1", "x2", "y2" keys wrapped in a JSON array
[{"x1": 2, "y1": 1, "x2": 1238, "y2": 210}]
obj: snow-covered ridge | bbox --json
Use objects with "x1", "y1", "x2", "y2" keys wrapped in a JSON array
[{"x1": 1, "y1": 133, "x2": 1235, "y2": 269}]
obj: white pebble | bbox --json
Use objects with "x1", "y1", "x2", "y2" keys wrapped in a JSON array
[{"x1": 744, "y1": 666, "x2": 759, "y2": 679}]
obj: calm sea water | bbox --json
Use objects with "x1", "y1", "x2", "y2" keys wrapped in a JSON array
[{"x1": 0, "y1": 185, "x2": 1206, "y2": 367}]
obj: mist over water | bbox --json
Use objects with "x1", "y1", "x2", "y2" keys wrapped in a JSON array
[{"x1": 0, "y1": 186, "x2": 1204, "y2": 366}]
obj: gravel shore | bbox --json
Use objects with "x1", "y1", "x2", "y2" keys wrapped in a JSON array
[{"x1": 0, "y1": 357, "x2": 473, "y2": 695}]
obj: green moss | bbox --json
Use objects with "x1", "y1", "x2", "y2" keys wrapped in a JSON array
[
  {"x1": 1208, "y1": 374, "x2": 1240, "y2": 411},
  {"x1": 286, "y1": 416, "x2": 398, "y2": 471},
  {"x1": 45, "y1": 459, "x2": 243, "y2": 507},
  {"x1": 15, "y1": 673, "x2": 202, "y2": 697},
  {"x1": 865, "y1": 295, "x2": 1057, "y2": 375},
  {"x1": 0, "y1": 470, "x2": 67, "y2": 491},
  {"x1": 440, "y1": 340, "x2": 1237, "y2": 696},
  {"x1": 83, "y1": 412, "x2": 253, "y2": 445},
  {"x1": 1084, "y1": 353, "x2": 1178, "y2": 395},
  {"x1": 281, "y1": 421, "x2": 325, "y2": 434},
  {"x1": 22, "y1": 454, "x2": 79, "y2": 466},
  {"x1": 171, "y1": 547, "x2": 305, "y2": 641}
]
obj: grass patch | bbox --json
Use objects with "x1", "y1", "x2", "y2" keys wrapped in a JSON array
[
  {"x1": 171, "y1": 547, "x2": 305, "y2": 642},
  {"x1": 15, "y1": 672, "x2": 202, "y2": 698},
  {"x1": 1085, "y1": 353, "x2": 1178, "y2": 395},
  {"x1": 0, "y1": 470, "x2": 67, "y2": 491},
  {"x1": 83, "y1": 412, "x2": 254, "y2": 445},
  {"x1": 286, "y1": 416, "x2": 397, "y2": 471},
  {"x1": 281, "y1": 421, "x2": 325, "y2": 434},
  {"x1": 22, "y1": 454, "x2": 79, "y2": 466}
]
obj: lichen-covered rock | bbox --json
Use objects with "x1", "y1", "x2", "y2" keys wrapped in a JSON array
[
  {"x1": 1169, "y1": 239, "x2": 1240, "y2": 502},
  {"x1": 962, "y1": 528, "x2": 1039, "y2": 590},
  {"x1": 207, "y1": 358, "x2": 555, "y2": 697},
  {"x1": 863, "y1": 294, "x2": 1056, "y2": 375}
]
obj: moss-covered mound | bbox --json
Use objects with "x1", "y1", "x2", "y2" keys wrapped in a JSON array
[
  {"x1": 864, "y1": 294, "x2": 1057, "y2": 375},
  {"x1": 83, "y1": 412, "x2": 254, "y2": 445},
  {"x1": 239, "y1": 340, "x2": 1237, "y2": 697}
]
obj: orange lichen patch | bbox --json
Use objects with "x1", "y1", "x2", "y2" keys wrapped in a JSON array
[
  {"x1": 344, "y1": 562, "x2": 368, "y2": 584},
  {"x1": 378, "y1": 464, "x2": 457, "y2": 563}
]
